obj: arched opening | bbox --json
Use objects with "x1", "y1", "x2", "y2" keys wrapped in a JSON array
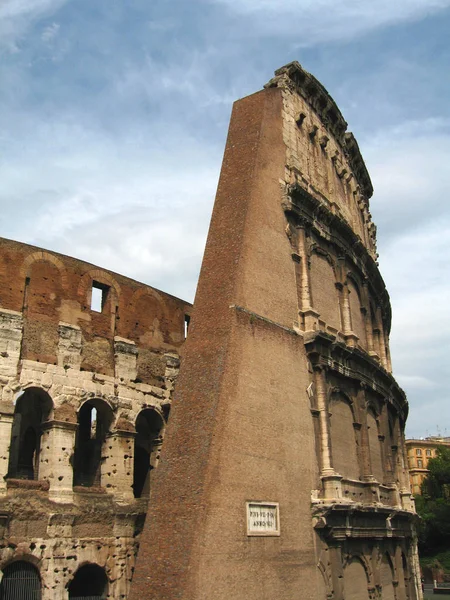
[
  {"x1": 329, "y1": 394, "x2": 359, "y2": 480},
  {"x1": 347, "y1": 278, "x2": 367, "y2": 348},
  {"x1": 8, "y1": 388, "x2": 53, "y2": 480},
  {"x1": 367, "y1": 409, "x2": 384, "y2": 483},
  {"x1": 133, "y1": 408, "x2": 165, "y2": 498},
  {"x1": 343, "y1": 558, "x2": 370, "y2": 600},
  {"x1": 380, "y1": 553, "x2": 395, "y2": 600},
  {"x1": 0, "y1": 561, "x2": 41, "y2": 599},
  {"x1": 310, "y1": 252, "x2": 341, "y2": 332},
  {"x1": 73, "y1": 400, "x2": 113, "y2": 488},
  {"x1": 68, "y1": 564, "x2": 108, "y2": 599}
]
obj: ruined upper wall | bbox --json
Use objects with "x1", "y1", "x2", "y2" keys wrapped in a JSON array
[
  {"x1": 0, "y1": 237, "x2": 191, "y2": 384},
  {"x1": 265, "y1": 61, "x2": 377, "y2": 259}
]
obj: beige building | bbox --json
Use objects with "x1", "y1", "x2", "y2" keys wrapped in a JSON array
[{"x1": 406, "y1": 437, "x2": 450, "y2": 494}]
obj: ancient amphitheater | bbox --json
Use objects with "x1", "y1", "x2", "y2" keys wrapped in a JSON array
[{"x1": 0, "y1": 63, "x2": 422, "y2": 600}]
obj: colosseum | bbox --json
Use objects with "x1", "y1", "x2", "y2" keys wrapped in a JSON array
[
  {"x1": 0, "y1": 237, "x2": 191, "y2": 598},
  {"x1": 0, "y1": 62, "x2": 421, "y2": 600}
]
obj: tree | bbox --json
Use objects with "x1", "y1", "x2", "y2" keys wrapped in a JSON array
[{"x1": 415, "y1": 446, "x2": 450, "y2": 556}]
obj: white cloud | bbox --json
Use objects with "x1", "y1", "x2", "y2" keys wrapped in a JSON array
[
  {"x1": 0, "y1": 113, "x2": 220, "y2": 302},
  {"x1": 0, "y1": 0, "x2": 67, "y2": 52},
  {"x1": 206, "y1": 0, "x2": 450, "y2": 43},
  {"x1": 41, "y1": 21, "x2": 59, "y2": 43},
  {"x1": 362, "y1": 119, "x2": 450, "y2": 437}
]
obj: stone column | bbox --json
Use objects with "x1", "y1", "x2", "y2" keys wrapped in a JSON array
[
  {"x1": 314, "y1": 367, "x2": 343, "y2": 500},
  {"x1": 376, "y1": 307, "x2": 389, "y2": 370},
  {"x1": 102, "y1": 429, "x2": 136, "y2": 504},
  {"x1": 39, "y1": 420, "x2": 77, "y2": 503},
  {"x1": 296, "y1": 227, "x2": 319, "y2": 331},
  {"x1": 0, "y1": 410, "x2": 14, "y2": 495}
]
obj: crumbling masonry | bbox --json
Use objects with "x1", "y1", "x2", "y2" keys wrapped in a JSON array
[
  {"x1": 0, "y1": 62, "x2": 421, "y2": 600},
  {"x1": 130, "y1": 62, "x2": 423, "y2": 600},
  {"x1": 0, "y1": 238, "x2": 190, "y2": 598}
]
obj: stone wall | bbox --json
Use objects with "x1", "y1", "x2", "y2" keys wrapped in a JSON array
[
  {"x1": 0, "y1": 238, "x2": 191, "y2": 599},
  {"x1": 130, "y1": 62, "x2": 422, "y2": 600}
]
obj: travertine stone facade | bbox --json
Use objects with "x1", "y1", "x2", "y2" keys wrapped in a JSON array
[
  {"x1": 0, "y1": 238, "x2": 190, "y2": 599},
  {"x1": 131, "y1": 62, "x2": 421, "y2": 600}
]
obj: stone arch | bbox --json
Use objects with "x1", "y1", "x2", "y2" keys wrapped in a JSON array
[
  {"x1": 21, "y1": 251, "x2": 68, "y2": 289},
  {"x1": 73, "y1": 399, "x2": 114, "y2": 488},
  {"x1": 343, "y1": 557, "x2": 370, "y2": 600},
  {"x1": 347, "y1": 273, "x2": 367, "y2": 348},
  {"x1": 8, "y1": 387, "x2": 53, "y2": 480},
  {"x1": 379, "y1": 552, "x2": 396, "y2": 600},
  {"x1": 129, "y1": 287, "x2": 168, "y2": 346},
  {"x1": 329, "y1": 391, "x2": 360, "y2": 480},
  {"x1": 68, "y1": 562, "x2": 108, "y2": 599},
  {"x1": 0, "y1": 559, "x2": 42, "y2": 599},
  {"x1": 367, "y1": 407, "x2": 384, "y2": 483},
  {"x1": 309, "y1": 247, "x2": 341, "y2": 331},
  {"x1": 78, "y1": 269, "x2": 120, "y2": 314},
  {"x1": 133, "y1": 408, "x2": 166, "y2": 498}
]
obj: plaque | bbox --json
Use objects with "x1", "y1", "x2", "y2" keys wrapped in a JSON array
[{"x1": 246, "y1": 501, "x2": 280, "y2": 536}]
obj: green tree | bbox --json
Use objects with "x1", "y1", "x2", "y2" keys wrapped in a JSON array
[{"x1": 416, "y1": 446, "x2": 450, "y2": 556}]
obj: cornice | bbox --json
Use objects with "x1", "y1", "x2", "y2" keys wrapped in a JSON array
[
  {"x1": 304, "y1": 330, "x2": 408, "y2": 422},
  {"x1": 284, "y1": 183, "x2": 391, "y2": 331},
  {"x1": 265, "y1": 61, "x2": 373, "y2": 200}
]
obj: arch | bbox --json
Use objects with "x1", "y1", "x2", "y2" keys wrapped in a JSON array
[
  {"x1": 68, "y1": 563, "x2": 108, "y2": 599},
  {"x1": 0, "y1": 560, "x2": 41, "y2": 599},
  {"x1": 78, "y1": 270, "x2": 120, "y2": 308},
  {"x1": 347, "y1": 275, "x2": 367, "y2": 348},
  {"x1": 8, "y1": 388, "x2": 53, "y2": 480},
  {"x1": 329, "y1": 393, "x2": 360, "y2": 480},
  {"x1": 133, "y1": 408, "x2": 165, "y2": 498},
  {"x1": 380, "y1": 553, "x2": 395, "y2": 600},
  {"x1": 367, "y1": 409, "x2": 384, "y2": 483},
  {"x1": 21, "y1": 251, "x2": 68, "y2": 289},
  {"x1": 343, "y1": 557, "x2": 370, "y2": 600},
  {"x1": 73, "y1": 399, "x2": 114, "y2": 488},
  {"x1": 309, "y1": 250, "x2": 341, "y2": 331}
]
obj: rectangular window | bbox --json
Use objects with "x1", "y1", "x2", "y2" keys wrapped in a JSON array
[
  {"x1": 426, "y1": 449, "x2": 432, "y2": 456},
  {"x1": 416, "y1": 449, "x2": 422, "y2": 456},
  {"x1": 91, "y1": 281, "x2": 109, "y2": 312},
  {"x1": 184, "y1": 314, "x2": 190, "y2": 338},
  {"x1": 417, "y1": 459, "x2": 423, "y2": 468}
]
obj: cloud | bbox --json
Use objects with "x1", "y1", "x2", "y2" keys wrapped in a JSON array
[
  {"x1": 205, "y1": 0, "x2": 450, "y2": 43},
  {"x1": 0, "y1": 0, "x2": 68, "y2": 52},
  {"x1": 41, "y1": 21, "x2": 59, "y2": 43},
  {"x1": 362, "y1": 119, "x2": 450, "y2": 437},
  {"x1": 0, "y1": 112, "x2": 220, "y2": 302}
]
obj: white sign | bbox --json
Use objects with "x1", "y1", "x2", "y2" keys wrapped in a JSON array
[{"x1": 246, "y1": 502, "x2": 280, "y2": 536}]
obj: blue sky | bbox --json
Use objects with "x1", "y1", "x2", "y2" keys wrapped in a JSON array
[{"x1": 1, "y1": 0, "x2": 450, "y2": 438}]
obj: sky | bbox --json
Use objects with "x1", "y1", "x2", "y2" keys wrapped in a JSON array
[{"x1": 1, "y1": 0, "x2": 449, "y2": 438}]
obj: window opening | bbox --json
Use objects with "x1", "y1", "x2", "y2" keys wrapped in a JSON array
[
  {"x1": 73, "y1": 400, "x2": 112, "y2": 488},
  {"x1": 426, "y1": 449, "x2": 432, "y2": 457},
  {"x1": 0, "y1": 561, "x2": 41, "y2": 599},
  {"x1": 417, "y1": 459, "x2": 423, "y2": 468},
  {"x1": 184, "y1": 314, "x2": 190, "y2": 338},
  {"x1": 416, "y1": 449, "x2": 422, "y2": 456},
  {"x1": 90, "y1": 282, "x2": 109, "y2": 313},
  {"x1": 68, "y1": 564, "x2": 108, "y2": 599},
  {"x1": 133, "y1": 409, "x2": 164, "y2": 498},
  {"x1": 8, "y1": 388, "x2": 52, "y2": 480}
]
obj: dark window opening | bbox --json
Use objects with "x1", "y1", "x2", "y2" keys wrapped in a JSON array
[
  {"x1": 184, "y1": 314, "x2": 190, "y2": 338},
  {"x1": 0, "y1": 561, "x2": 41, "y2": 599},
  {"x1": 73, "y1": 400, "x2": 113, "y2": 488},
  {"x1": 133, "y1": 409, "x2": 165, "y2": 498},
  {"x1": 90, "y1": 282, "x2": 109, "y2": 313},
  {"x1": 68, "y1": 564, "x2": 108, "y2": 599},
  {"x1": 8, "y1": 388, "x2": 52, "y2": 480}
]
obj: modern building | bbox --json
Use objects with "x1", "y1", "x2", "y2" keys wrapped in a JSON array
[{"x1": 406, "y1": 437, "x2": 450, "y2": 494}]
